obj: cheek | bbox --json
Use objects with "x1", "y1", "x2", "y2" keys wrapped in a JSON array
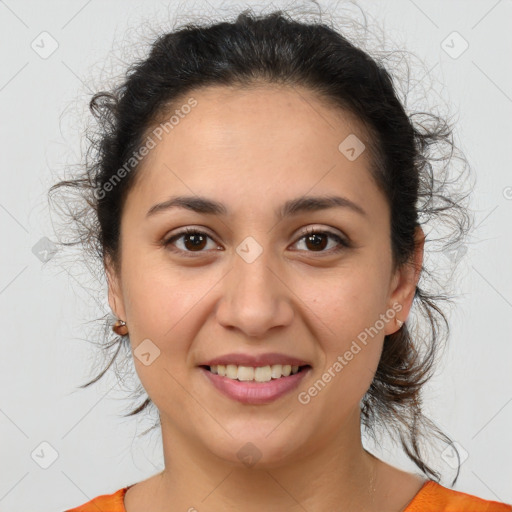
[
  {"x1": 120, "y1": 261, "x2": 204, "y2": 411},
  {"x1": 302, "y1": 265, "x2": 389, "y2": 340},
  {"x1": 121, "y1": 250, "x2": 204, "y2": 340},
  {"x1": 297, "y1": 267, "x2": 387, "y2": 390}
]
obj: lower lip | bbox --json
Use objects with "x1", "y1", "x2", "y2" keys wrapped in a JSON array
[{"x1": 200, "y1": 367, "x2": 310, "y2": 405}]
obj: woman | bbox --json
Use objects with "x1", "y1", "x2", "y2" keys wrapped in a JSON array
[{"x1": 52, "y1": 6, "x2": 511, "y2": 512}]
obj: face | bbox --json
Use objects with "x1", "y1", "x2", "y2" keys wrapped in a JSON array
[{"x1": 106, "y1": 84, "x2": 423, "y2": 468}]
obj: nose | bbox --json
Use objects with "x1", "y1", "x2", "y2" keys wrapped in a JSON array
[{"x1": 215, "y1": 246, "x2": 294, "y2": 339}]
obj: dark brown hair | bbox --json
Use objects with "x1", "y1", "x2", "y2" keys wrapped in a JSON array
[{"x1": 48, "y1": 5, "x2": 473, "y2": 486}]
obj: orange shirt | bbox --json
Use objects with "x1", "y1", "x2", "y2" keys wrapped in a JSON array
[{"x1": 65, "y1": 480, "x2": 512, "y2": 511}]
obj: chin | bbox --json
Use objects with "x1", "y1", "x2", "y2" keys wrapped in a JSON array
[{"x1": 203, "y1": 424, "x2": 313, "y2": 470}]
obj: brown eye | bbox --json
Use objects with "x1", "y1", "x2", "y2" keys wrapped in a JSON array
[
  {"x1": 293, "y1": 228, "x2": 349, "y2": 254},
  {"x1": 163, "y1": 228, "x2": 220, "y2": 256},
  {"x1": 162, "y1": 226, "x2": 349, "y2": 257},
  {"x1": 304, "y1": 232, "x2": 328, "y2": 251},
  {"x1": 180, "y1": 231, "x2": 207, "y2": 251}
]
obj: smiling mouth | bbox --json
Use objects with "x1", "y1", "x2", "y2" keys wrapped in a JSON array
[{"x1": 201, "y1": 364, "x2": 311, "y2": 382}]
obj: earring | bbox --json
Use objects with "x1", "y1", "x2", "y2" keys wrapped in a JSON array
[
  {"x1": 113, "y1": 319, "x2": 128, "y2": 336},
  {"x1": 396, "y1": 319, "x2": 404, "y2": 329}
]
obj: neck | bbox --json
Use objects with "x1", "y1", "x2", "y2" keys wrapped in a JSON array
[{"x1": 151, "y1": 410, "x2": 380, "y2": 512}]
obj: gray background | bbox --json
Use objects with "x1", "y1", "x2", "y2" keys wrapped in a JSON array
[{"x1": 0, "y1": 0, "x2": 511, "y2": 510}]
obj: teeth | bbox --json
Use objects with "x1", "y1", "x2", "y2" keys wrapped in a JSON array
[
  {"x1": 237, "y1": 366, "x2": 254, "y2": 381},
  {"x1": 271, "y1": 364, "x2": 282, "y2": 378},
  {"x1": 226, "y1": 364, "x2": 238, "y2": 379},
  {"x1": 254, "y1": 366, "x2": 272, "y2": 382},
  {"x1": 208, "y1": 364, "x2": 302, "y2": 381}
]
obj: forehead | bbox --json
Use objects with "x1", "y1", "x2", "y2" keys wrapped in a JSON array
[
  {"x1": 152, "y1": 83, "x2": 368, "y2": 155},
  {"x1": 126, "y1": 84, "x2": 387, "y2": 222}
]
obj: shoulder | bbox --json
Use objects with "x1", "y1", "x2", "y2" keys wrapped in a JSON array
[
  {"x1": 404, "y1": 480, "x2": 512, "y2": 512},
  {"x1": 64, "y1": 485, "x2": 132, "y2": 512}
]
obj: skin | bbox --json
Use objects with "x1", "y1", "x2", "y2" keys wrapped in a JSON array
[{"x1": 106, "y1": 84, "x2": 426, "y2": 511}]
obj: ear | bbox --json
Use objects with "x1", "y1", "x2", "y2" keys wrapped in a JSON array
[
  {"x1": 104, "y1": 255, "x2": 126, "y2": 321},
  {"x1": 384, "y1": 226, "x2": 425, "y2": 335}
]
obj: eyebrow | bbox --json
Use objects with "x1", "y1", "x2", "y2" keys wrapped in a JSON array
[{"x1": 146, "y1": 194, "x2": 367, "y2": 219}]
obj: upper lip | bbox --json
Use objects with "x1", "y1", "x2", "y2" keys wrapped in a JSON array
[{"x1": 200, "y1": 353, "x2": 311, "y2": 367}]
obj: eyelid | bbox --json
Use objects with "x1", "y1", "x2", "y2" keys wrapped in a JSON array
[{"x1": 296, "y1": 225, "x2": 347, "y2": 242}]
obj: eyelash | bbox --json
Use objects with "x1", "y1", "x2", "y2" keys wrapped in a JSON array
[{"x1": 162, "y1": 226, "x2": 350, "y2": 257}]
